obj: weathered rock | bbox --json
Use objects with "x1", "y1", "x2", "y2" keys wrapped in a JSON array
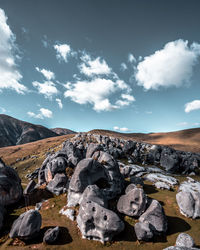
[
  {"x1": 59, "y1": 207, "x2": 75, "y2": 221},
  {"x1": 130, "y1": 176, "x2": 144, "y2": 186},
  {"x1": 62, "y1": 140, "x2": 84, "y2": 166},
  {"x1": 9, "y1": 209, "x2": 42, "y2": 240},
  {"x1": 43, "y1": 226, "x2": 60, "y2": 244},
  {"x1": 139, "y1": 199, "x2": 167, "y2": 234},
  {"x1": 154, "y1": 181, "x2": 170, "y2": 190},
  {"x1": 160, "y1": 148, "x2": 180, "y2": 173},
  {"x1": 175, "y1": 233, "x2": 195, "y2": 248},
  {"x1": 24, "y1": 180, "x2": 37, "y2": 195},
  {"x1": 119, "y1": 163, "x2": 145, "y2": 177},
  {"x1": 0, "y1": 205, "x2": 5, "y2": 230},
  {"x1": 79, "y1": 185, "x2": 108, "y2": 207},
  {"x1": 86, "y1": 143, "x2": 103, "y2": 158},
  {"x1": 176, "y1": 178, "x2": 200, "y2": 219},
  {"x1": 145, "y1": 173, "x2": 178, "y2": 187},
  {"x1": 0, "y1": 158, "x2": 23, "y2": 206},
  {"x1": 46, "y1": 173, "x2": 68, "y2": 195},
  {"x1": 134, "y1": 221, "x2": 154, "y2": 241},
  {"x1": 125, "y1": 183, "x2": 137, "y2": 194},
  {"x1": 117, "y1": 188, "x2": 147, "y2": 217},
  {"x1": 77, "y1": 200, "x2": 124, "y2": 243}
]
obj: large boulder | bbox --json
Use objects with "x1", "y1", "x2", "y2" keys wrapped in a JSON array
[
  {"x1": 0, "y1": 205, "x2": 5, "y2": 230},
  {"x1": 9, "y1": 209, "x2": 42, "y2": 240},
  {"x1": 43, "y1": 226, "x2": 60, "y2": 244},
  {"x1": 86, "y1": 143, "x2": 103, "y2": 158},
  {"x1": 117, "y1": 187, "x2": 147, "y2": 217},
  {"x1": 77, "y1": 200, "x2": 124, "y2": 243},
  {"x1": 176, "y1": 178, "x2": 200, "y2": 219},
  {"x1": 134, "y1": 221, "x2": 154, "y2": 241},
  {"x1": 145, "y1": 173, "x2": 178, "y2": 187},
  {"x1": 160, "y1": 148, "x2": 180, "y2": 173},
  {"x1": 46, "y1": 173, "x2": 68, "y2": 195},
  {"x1": 0, "y1": 158, "x2": 22, "y2": 206}
]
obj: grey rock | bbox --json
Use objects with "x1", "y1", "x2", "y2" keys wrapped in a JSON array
[
  {"x1": 145, "y1": 173, "x2": 178, "y2": 187},
  {"x1": 86, "y1": 143, "x2": 103, "y2": 158},
  {"x1": 59, "y1": 207, "x2": 75, "y2": 221},
  {"x1": 9, "y1": 209, "x2": 42, "y2": 239},
  {"x1": 77, "y1": 200, "x2": 124, "y2": 243},
  {"x1": 24, "y1": 180, "x2": 37, "y2": 195},
  {"x1": 117, "y1": 188, "x2": 147, "y2": 217},
  {"x1": 160, "y1": 148, "x2": 180, "y2": 173},
  {"x1": 175, "y1": 233, "x2": 195, "y2": 248},
  {"x1": 125, "y1": 183, "x2": 137, "y2": 194},
  {"x1": 134, "y1": 221, "x2": 154, "y2": 241},
  {"x1": 47, "y1": 173, "x2": 68, "y2": 195},
  {"x1": 0, "y1": 205, "x2": 5, "y2": 230},
  {"x1": 43, "y1": 226, "x2": 60, "y2": 244},
  {"x1": 130, "y1": 176, "x2": 144, "y2": 186},
  {"x1": 154, "y1": 181, "x2": 171, "y2": 190},
  {"x1": 0, "y1": 158, "x2": 22, "y2": 206},
  {"x1": 139, "y1": 199, "x2": 167, "y2": 233}
]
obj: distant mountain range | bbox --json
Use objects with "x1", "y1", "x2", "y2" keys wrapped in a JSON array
[{"x1": 0, "y1": 114, "x2": 76, "y2": 147}]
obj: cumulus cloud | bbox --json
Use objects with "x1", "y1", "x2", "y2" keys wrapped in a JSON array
[
  {"x1": 185, "y1": 100, "x2": 200, "y2": 113},
  {"x1": 32, "y1": 81, "x2": 58, "y2": 98},
  {"x1": 177, "y1": 122, "x2": 188, "y2": 126},
  {"x1": 115, "y1": 93, "x2": 135, "y2": 107},
  {"x1": 0, "y1": 107, "x2": 6, "y2": 113},
  {"x1": 113, "y1": 126, "x2": 130, "y2": 132},
  {"x1": 36, "y1": 67, "x2": 55, "y2": 80},
  {"x1": 64, "y1": 77, "x2": 131, "y2": 112},
  {"x1": 0, "y1": 8, "x2": 27, "y2": 93},
  {"x1": 136, "y1": 39, "x2": 200, "y2": 90},
  {"x1": 54, "y1": 43, "x2": 72, "y2": 62},
  {"x1": 79, "y1": 53, "x2": 112, "y2": 77},
  {"x1": 128, "y1": 53, "x2": 136, "y2": 63},
  {"x1": 120, "y1": 62, "x2": 128, "y2": 71},
  {"x1": 27, "y1": 108, "x2": 53, "y2": 119},
  {"x1": 56, "y1": 98, "x2": 63, "y2": 109}
]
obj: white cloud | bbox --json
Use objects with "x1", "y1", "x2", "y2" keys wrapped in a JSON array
[
  {"x1": 121, "y1": 94, "x2": 135, "y2": 102},
  {"x1": 185, "y1": 100, "x2": 200, "y2": 113},
  {"x1": 56, "y1": 98, "x2": 63, "y2": 109},
  {"x1": 0, "y1": 107, "x2": 6, "y2": 113},
  {"x1": 64, "y1": 77, "x2": 130, "y2": 112},
  {"x1": 146, "y1": 111, "x2": 152, "y2": 114},
  {"x1": 36, "y1": 67, "x2": 55, "y2": 80},
  {"x1": 177, "y1": 122, "x2": 188, "y2": 126},
  {"x1": 115, "y1": 93, "x2": 135, "y2": 107},
  {"x1": 193, "y1": 122, "x2": 200, "y2": 126},
  {"x1": 54, "y1": 43, "x2": 71, "y2": 62},
  {"x1": 27, "y1": 108, "x2": 53, "y2": 119},
  {"x1": 79, "y1": 53, "x2": 112, "y2": 77},
  {"x1": 32, "y1": 81, "x2": 58, "y2": 98},
  {"x1": 136, "y1": 39, "x2": 200, "y2": 90},
  {"x1": 113, "y1": 126, "x2": 130, "y2": 132},
  {"x1": 120, "y1": 63, "x2": 128, "y2": 71},
  {"x1": 0, "y1": 8, "x2": 27, "y2": 93},
  {"x1": 128, "y1": 53, "x2": 136, "y2": 63}
]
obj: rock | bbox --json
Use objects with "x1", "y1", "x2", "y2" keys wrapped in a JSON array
[
  {"x1": 86, "y1": 143, "x2": 103, "y2": 158},
  {"x1": 164, "y1": 246, "x2": 199, "y2": 250},
  {"x1": 59, "y1": 207, "x2": 75, "y2": 221},
  {"x1": 43, "y1": 226, "x2": 60, "y2": 244},
  {"x1": 176, "y1": 178, "x2": 200, "y2": 219},
  {"x1": 125, "y1": 183, "x2": 137, "y2": 194},
  {"x1": 79, "y1": 185, "x2": 108, "y2": 207},
  {"x1": 117, "y1": 187, "x2": 147, "y2": 217},
  {"x1": 77, "y1": 200, "x2": 124, "y2": 243},
  {"x1": 0, "y1": 158, "x2": 23, "y2": 206},
  {"x1": 175, "y1": 233, "x2": 195, "y2": 248},
  {"x1": 119, "y1": 163, "x2": 145, "y2": 178},
  {"x1": 130, "y1": 176, "x2": 144, "y2": 186},
  {"x1": 26, "y1": 167, "x2": 40, "y2": 180},
  {"x1": 160, "y1": 148, "x2": 180, "y2": 173},
  {"x1": 46, "y1": 173, "x2": 68, "y2": 195},
  {"x1": 154, "y1": 181, "x2": 171, "y2": 190},
  {"x1": 9, "y1": 209, "x2": 42, "y2": 240},
  {"x1": 0, "y1": 205, "x2": 5, "y2": 230},
  {"x1": 134, "y1": 221, "x2": 154, "y2": 241},
  {"x1": 145, "y1": 173, "x2": 178, "y2": 187},
  {"x1": 139, "y1": 199, "x2": 167, "y2": 234},
  {"x1": 24, "y1": 180, "x2": 37, "y2": 195}
]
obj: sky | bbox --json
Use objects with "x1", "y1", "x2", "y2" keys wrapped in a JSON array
[{"x1": 0, "y1": 0, "x2": 200, "y2": 133}]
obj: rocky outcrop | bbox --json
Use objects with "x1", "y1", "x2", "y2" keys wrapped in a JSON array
[
  {"x1": 0, "y1": 158, "x2": 22, "y2": 206},
  {"x1": 46, "y1": 173, "x2": 68, "y2": 195},
  {"x1": 77, "y1": 200, "x2": 124, "y2": 243},
  {"x1": 176, "y1": 177, "x2": 200, "y2": 219},
  {"x1": 9, "y1": 209, "x2": 42, "y2": 240}
]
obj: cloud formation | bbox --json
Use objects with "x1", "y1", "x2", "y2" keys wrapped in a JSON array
[
  {"x1": 64, "y1": 78, "x2": 133, "y2": 112},
  {"x1": 27, "y1": 108, "x2": 53, "y2": 119},
  {"x1": 32, "y1": 81, "x2": 58, "y2": 98},
  {"x1": 120, "y1": 63, "x2": 128, "y2": 71},
  {"x1": 54, "y1": 43, "x2": 71, "y2": 62},
  {"x1": 79, "y1": 53, "x2": 112, "y2": 77},
  {"x1": 185, "y1": 100, "x2": 200, "y2": 113},
  {"x1": 0, "y1": 8, "x2": 27, "y2": 93},
  {"x1": 56, "y1": 98, "x2": 63, "y2": 109},
  {"x1": 136, "y1": 39, "x2": 200, "y2": 90},
  {"x1": 113, "y1": 126, "x2": 130, "y2": 132},
  {"x1": 36, "y1": 67, "x2": 55, "y2": 80},
  {"x1": 128, "y1": 53, "x2": 136, "y2": 63}
]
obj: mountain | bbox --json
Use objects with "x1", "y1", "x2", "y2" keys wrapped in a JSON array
[
  {"x1": 0, "y1": 114, "x2": 59, "y2": 147},
  {"x1": 51, "y1": 127, "x2": 76, "y2": 135}
]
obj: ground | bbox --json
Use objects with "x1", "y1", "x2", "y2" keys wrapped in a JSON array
[{"x1": 0, "y1": 133, "x2": 200, "y2": 249}]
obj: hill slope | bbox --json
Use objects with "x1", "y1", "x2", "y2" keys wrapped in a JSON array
[
  {"x1": 0, "y1": 114, "x2": 59, "y2": 147},
  {"x1": 51, "y1": 127, "x2": 76, "y2": 135}
]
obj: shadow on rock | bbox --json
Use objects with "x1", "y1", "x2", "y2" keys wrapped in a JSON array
[
  {"x1": 143, "y1": 184, "x2": 158, "y2": 194},
  {"x1": 114, "y1": 218, "x2": 137, "y2": 243},
  {"x1": 24, "y1": 188, "x2": 54, "y2": 206},
  {"x1": 167, "y1": 216, "x2": 191, "y2": 235}
]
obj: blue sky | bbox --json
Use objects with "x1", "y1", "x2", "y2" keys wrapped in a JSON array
[{"x1": 0, "y1": 0, "x2": 200, "y2": 133}]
